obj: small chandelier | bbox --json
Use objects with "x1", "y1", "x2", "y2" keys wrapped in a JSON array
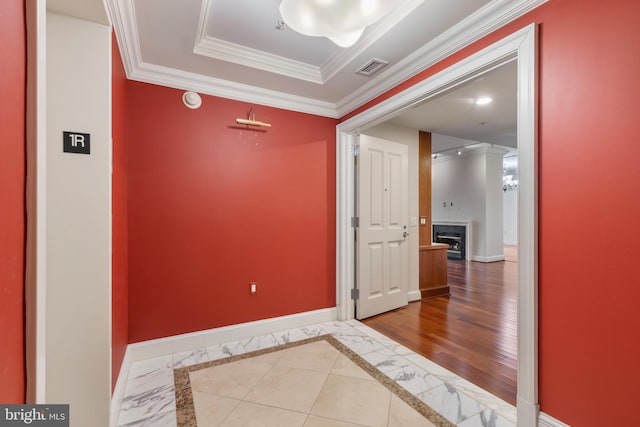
[
  {"x1": 503, "y1": 174, "x2": 518, "y2": 192},
  {"x1": 279, "y1": 0, "x2": 396, "y2": 48}
]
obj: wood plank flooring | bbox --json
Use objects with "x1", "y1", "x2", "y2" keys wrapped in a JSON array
[{"x1": 362, "y1": 258, "x2": 518, "y2": 404}]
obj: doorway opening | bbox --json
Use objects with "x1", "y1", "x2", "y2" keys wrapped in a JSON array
[
  {"x1": 336, "y1": 24, "x2": 538, "y2": 425},
  {"x1": 357, "y1": 59, "x2": 519, "y2": 404}
]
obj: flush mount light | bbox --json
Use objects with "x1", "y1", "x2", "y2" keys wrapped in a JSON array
[
  {"x1": 475, "y1": 97, "x2": 493, "y2": 105},
  {"x1": 457, "y1": 150, "x2": 462, "y2": 155},
  {"x1": 182, "y1": 91, "x2": 202, "y2": 109},
  {"x1": 279, "y1": 0, "x2": 395, "y2": 48}
]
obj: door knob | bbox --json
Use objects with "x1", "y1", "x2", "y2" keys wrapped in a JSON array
[{"x1": 402, "y1": 231, "x2": 410, "y2": 238}]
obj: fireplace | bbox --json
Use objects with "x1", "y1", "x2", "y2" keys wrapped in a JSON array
[{"x1": 433, "y1": 224, "x2": 466, "y2": 260}]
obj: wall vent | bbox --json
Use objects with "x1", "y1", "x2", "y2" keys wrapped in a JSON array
[{"x1": 355, "y1": 58, "x2": 389, "y2": 77}]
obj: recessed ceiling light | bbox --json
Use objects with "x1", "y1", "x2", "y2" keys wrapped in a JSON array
[
  {"x1": 475, "y1": 97, "x2": 493, "y2": 105},
  {"x1": 457, "y1": 150, "x2": 462, "y2": 155}
]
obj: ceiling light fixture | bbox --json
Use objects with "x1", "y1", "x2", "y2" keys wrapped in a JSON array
[
  {"x1": 279, "y1": 0, "x2": 395, "y2": 48},
  {"x1": 457, "y1": 150, "x2": 462, "y2": 155},
  {"x1": 475, "y1": 97, "x2": 493, "y2": 105}
]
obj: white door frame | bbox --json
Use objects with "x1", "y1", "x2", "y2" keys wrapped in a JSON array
[{"x1": 335, "y1": 24, "x2": 539, "y2": 426}]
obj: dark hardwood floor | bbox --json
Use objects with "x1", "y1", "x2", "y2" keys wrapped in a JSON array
[{"x1": 362, "y1": 257, "x2": 518, "y2": 404}]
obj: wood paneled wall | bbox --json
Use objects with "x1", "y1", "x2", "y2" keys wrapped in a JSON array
[{"x1": 418, "y1": 131, "x2": 432, "y2": 245}]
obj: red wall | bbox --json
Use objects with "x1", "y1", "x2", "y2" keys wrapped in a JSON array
[
  {"x1": 112, "y1": 33, "x2": 128, "y2": 390},
  {"x1": 127, "y1": 82, "x2": 337, "y2": 342},
  {"x1": 0, "y1": 0, "x2": 25, "y2": 403},
  {"x1": 347, "y1": 0, "x2": 640, "y2": 425}
]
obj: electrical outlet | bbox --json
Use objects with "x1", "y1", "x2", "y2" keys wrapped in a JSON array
[{"x1": 250, "y1": 282, "x2": 257, "y2": 294}]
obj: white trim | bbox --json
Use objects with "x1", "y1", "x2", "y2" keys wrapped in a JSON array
[
  {"x1": 538, "y1": 412, "x2": 571, "y2": 427},
  {"x1": 129, "y1": 61, "x2": 338, "y2": 118},
  {"x1": 25, "y1": 0, "x2": 47, "y2": 403},
  {"x1": 126, "y1": 308, "x2": 337, "y2": 363},
  {"x1": 504, "y1": 240, "x2": 518, "y2": 246},
  {"x1": 336, "y1": 23, "x2": 538, "y2": 427},
  {"x1": 471, "y1": 255, "x2": 506, "y2": 263},
  {"x1": 194, "y1": 37, "x2": 324, "y2": 84},
  {"x1": 408, "y1": 290, "x2": 422, "y2": 302},
  {"x1": 336, "y1": 131, "x2": 357, "y2": 321},
  {"x1": 193, "y1": 0, "x2": 422, "y2": 85},
  {"x1": 516, "y1": 22, "x2": 540, "y2": 427},
  {"x1": 105, "y1": 0, "x2": 141, "y2": 79},
  {"x1": 335, "y1": 0, "x2": 548, "y2": 116},
  {"x1": 106, "y1": 0, "x2": 338, "y2": 117},
  {"x1": 110, "y1": 347, "x2": 131, "y2": 427},
  {"x1": 107, "y1": 28, "x2": 114, "y2": 415},
  {"x1": 106, "y1": 0, "x2": 546, "y2": 118}
]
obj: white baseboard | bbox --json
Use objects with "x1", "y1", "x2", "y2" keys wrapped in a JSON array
[
  {"x1": 126, "y1": 307, "x2": 337, "y2": 362},
  {"x1": 110, "y1": 347, "x2": 131, "y2": 427},
  {"x1": 471, "y1": 255, "x2": 506, "y2": 263},
  {"x1": 504, "y1": 240, "x2": 518, "y2": 246},
  {"x1": 539, "y1": 411, "x2": 571, "y2": 427},
  {"x1": 408, "y1": 290, "x2": 422, "y2": 302}
]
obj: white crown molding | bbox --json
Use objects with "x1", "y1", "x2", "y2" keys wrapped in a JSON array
[
  {"x1": 107, "y1": 0, "x2": 546, "y2": 118},
  {"x1": 105, "y1": 0, "x2": 141, "y2": 79},
  {"x1": 194, "y1": 36, "x2": 324, "y2": 84},
  {"x1": 107, "y1": 0, "x2": 337, "y2": 117},
  {"x1": 129, "y1": 60, "x2": 339, "y2": 117},
  {"x1": 193, "y1": 0, "x2": 422, "y2": 85},
  {"x1": 335, "y1": 0, "x2": 548, "y2": 116}
]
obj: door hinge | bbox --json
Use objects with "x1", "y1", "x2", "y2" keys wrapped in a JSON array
[
  {"x1": 352, "y1": 144, "x2": 360, "y2": 156},
  {"x1": 351, "y1": 288, "x2": 359, "y2": 300},
  {"x1": 351, "y1": 216, "x2": 359, "y2": 228}
]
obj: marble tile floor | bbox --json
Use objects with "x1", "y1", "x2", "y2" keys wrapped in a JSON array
[{"x1": 116, "y1": 320, "x2": 517, "y2": 427}]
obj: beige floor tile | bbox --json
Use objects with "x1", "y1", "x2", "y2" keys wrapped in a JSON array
[
  {"x1": 192, "y1": 391, "x2": 240, "y2": 427},
  {"x1": 249, "y1": 350, "x2": 286, "y2": 365},
  {"x1": 189, "y1": 359, "x2": 272, "y2": 399},
  {"x1": 244, "y1": 365, "x2": 328, "y2": 412},
  {"x1": 388, "y1": 394, "x2": 436, "y2": 427},
  {"x1": 220, "y1": 401, "x2": 307, "y2": 427},
  {"x1": 276, "y1": 340, "x2": 340, "y2": 373},
  {"x1": 311, "y1": 374, "x2": 391, "y2": 427},
  {"x1": 330, "y1": 354, "x2": 375, "y2": 380},
  {"x1": 303, "y1": 414, "x2": 367, "y2": 427}
]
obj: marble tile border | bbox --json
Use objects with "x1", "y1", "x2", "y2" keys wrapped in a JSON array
[{"x1": 173, "y1": 334, "x2": 455, "y2": 427}]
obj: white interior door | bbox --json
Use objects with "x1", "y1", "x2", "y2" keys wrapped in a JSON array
[{"x1": 356, "y1": 135, "x2": 409, "y2": 319}]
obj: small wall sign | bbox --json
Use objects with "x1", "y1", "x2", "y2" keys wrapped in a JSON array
[{"x1": 63, "y1": 131, "x2": 90, "y2": 154}]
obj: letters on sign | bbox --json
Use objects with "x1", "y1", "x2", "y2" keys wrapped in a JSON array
[{"x1": 63, "y1": 131, "x2": 91, "y2": 154}]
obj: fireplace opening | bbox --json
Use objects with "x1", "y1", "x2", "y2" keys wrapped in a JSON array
[{"x1": 433, "y1": 224, "x2": 466, "y2": 260}]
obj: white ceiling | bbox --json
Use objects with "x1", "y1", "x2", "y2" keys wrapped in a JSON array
[
  {"x1": 388, "y1": 60, "x2": 518, "y2": 148},
  {"x1": 105, "y1": 0, "x2": 546, "y2": 120},
  {"x1": 129, "y1": 0, "x2": 490, "y2": 102}
]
